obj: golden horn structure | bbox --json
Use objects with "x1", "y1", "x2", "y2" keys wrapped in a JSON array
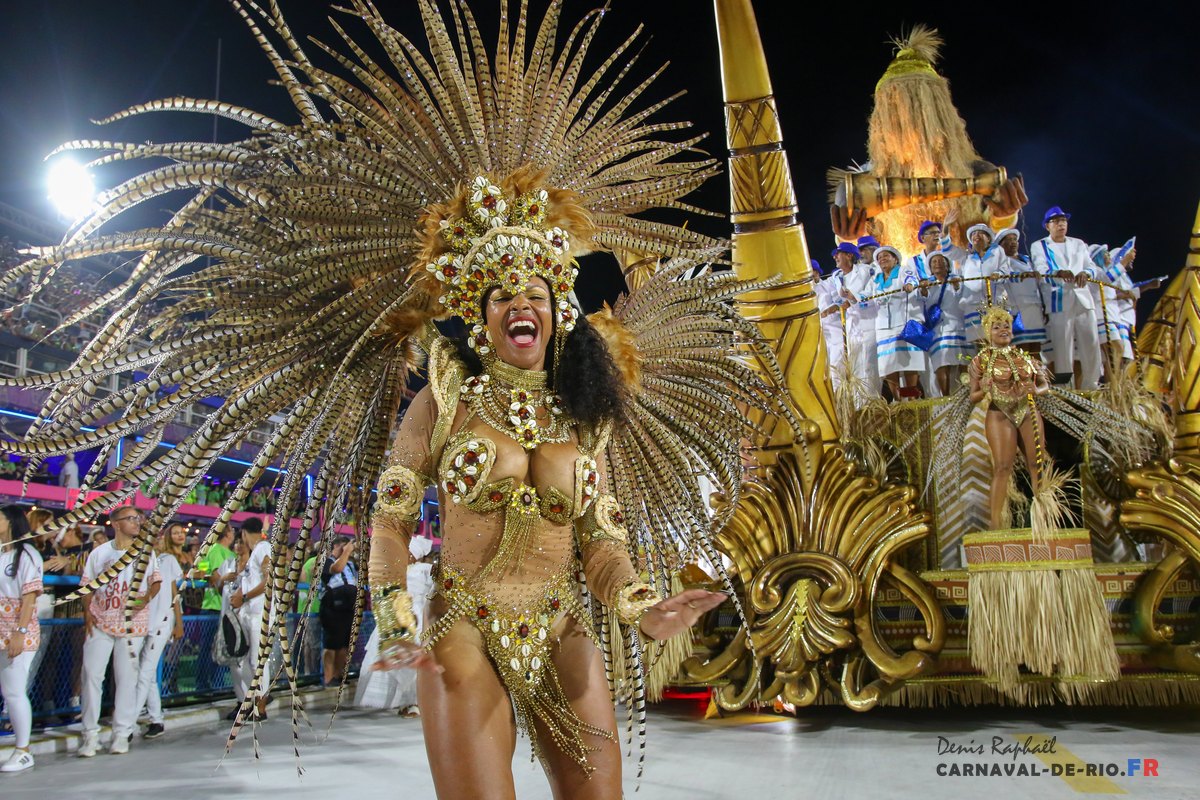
[
  {"x1": 1170, "y1": 200, "x2": 1200, "y2": 454},
  {"x1": 1121, "y1": 198, "x2": 1200, "y2": 675},
  {"x1": 715, "y1": 0, "x2": 838, "y2": 456},
  {"x1": 837, "y1": 168, "x2": 1008, "y2": 219}
]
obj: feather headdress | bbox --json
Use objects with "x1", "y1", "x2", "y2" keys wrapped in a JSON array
[{"x1": 2, "y1": 0, "x2": 797, "y2": 761}]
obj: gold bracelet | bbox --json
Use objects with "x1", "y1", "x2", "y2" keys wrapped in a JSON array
[
  {"x1": 614, "y1": 580, "x2": 661, "y2": 627},
  {"x1": 370, "y1": 583, "x2": 418, "y2": 644}
]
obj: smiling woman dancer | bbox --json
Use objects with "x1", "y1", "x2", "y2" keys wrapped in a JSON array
[{"x1": 2, "y1": 1, "x2": 793, "y2": 797}]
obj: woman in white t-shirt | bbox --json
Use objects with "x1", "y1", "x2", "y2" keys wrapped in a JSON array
[
  {"x1": 0, "y1": 505, "x2": 43, "y2": 774},
  {"x1": 133, "y1": 531, "x2": 185, "y2": 739}
]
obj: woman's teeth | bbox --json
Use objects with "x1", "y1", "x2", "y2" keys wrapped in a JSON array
[{"x1": 508, "y1": 320, "x2": 537, "y2": 345}]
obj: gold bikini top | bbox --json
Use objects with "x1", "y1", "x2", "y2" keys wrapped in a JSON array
[{"x1": 436, "y1": 426, "x2": 600, "y2": 526}]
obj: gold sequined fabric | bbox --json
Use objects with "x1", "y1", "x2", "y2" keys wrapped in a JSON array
[{"x1": 425, "y1": 564, "x2": 612, "y2": 772}]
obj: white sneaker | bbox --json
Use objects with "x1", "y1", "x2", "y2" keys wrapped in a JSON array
[
  {"x1": 78, "y1": 734, "x2": 99, "y2": 758},
  {"x1": 1, "y1": 750, "x2": 35, "y2": 773},
  {"x1": 109, "y1": 735, "x2": 129, "y2": 755}
]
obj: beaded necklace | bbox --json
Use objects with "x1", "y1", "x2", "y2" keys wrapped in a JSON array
[{"x1": 460, "y1": 359, "x2": 569, "y2": 450}]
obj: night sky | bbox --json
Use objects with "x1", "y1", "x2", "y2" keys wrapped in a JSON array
[{"x1": 1, "y1": 1, "x2": 1197, "y2": 314}]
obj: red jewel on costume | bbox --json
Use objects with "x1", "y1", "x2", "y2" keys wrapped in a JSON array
[
  {"x1": 477, "y1": 605, "x2": 489, "y2": 618},
  {"x1": 442, "y1": 265, "x2": 457, "y2": 278},
  {"x1": 443, "y1": 578, "x2": 454, "y2": 590},
  {"x1": 612, "y1": 511, "x2": 624, "y2": 524},
  {"x1": 550, "y1": 503, "x2": 564, "y2": 514},
  {"x1": 386, "y1": 483, "x2": 405, "y2": 499},
  {"x1": 488, "y1": 490, "x2": 504, "y2": 502},
  {"x1": 500, "y1": 253, "x2": 513, "y2": 267},
  {"x1": 481, "y1": 195, "x2": 497, "y2": 210},
  {"x1": 528, "y1": 203, "x2": 539, "y2": 215},
  {"x1": 550, "y1": 598, "x2": 561, "y2": 611},
  {"x1": 518, "y1": 623, "x2": 529, "y2": 638}
]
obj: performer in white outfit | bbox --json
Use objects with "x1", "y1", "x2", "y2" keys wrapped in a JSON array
[
  {"x1": 1106, "y1": 240, "x2": 1160, "y2": 365},
  {"x1": 921, "y1": 253, "x2": 971, "y2": 398},
  {"x1": 945, "y1": 223, "x2": 1002, "y2": 343},
  {"x1": 865, "y1": 246, "x2": 924, "y2": 400},
  {"x1": 905, "y1": 220, "x2": 946, "y2": 282},
  {"x1": 0, "y1": 506, "x2": 42, "y2": 774},
  {"x1": 832, "y1": 241, "x2": 883, "y2": 395},
  {"x1": 856, "y1": 235, "x2": 880, "y2": 267},
  {"x1": 356, "y1": 536, "x2": 435, "y2": 714},
  {"x1": 818, "y1": 243, "x2": 860, "y2": 390},
  {"x1": 1029, "y1": 206, "x2": 1100, "y2": 388},
  {"x1": 132, "y1": 534, "x2": 184, "y2": 739},
  {"x1": 79, "y1": 508, "x2": 161, "y2": 757},
  {"x1": 994, "y1": 228, "x2": 1049, "y2": 356},
  {"x1": 228, "y1": 516, "x2": 273, "y2": 719}
]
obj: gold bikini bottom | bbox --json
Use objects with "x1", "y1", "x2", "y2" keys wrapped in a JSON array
[{"x1": 424, "y1": 563, "x2": 614, "y2": 772}]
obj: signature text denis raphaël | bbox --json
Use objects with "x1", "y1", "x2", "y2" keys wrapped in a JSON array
[{"x1": 937, "y1": 736, "x2": 1058, "y2": 760}]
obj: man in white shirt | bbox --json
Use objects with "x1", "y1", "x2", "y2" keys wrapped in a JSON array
[
  {"x1": 229, "y1": 516, "x2": 273, "y2": 719},
  {"x1": 905, "y1": 220, "x2": 945, "y2": 282},
  {"x1": 79, "y1": 507, "x2": 161, "y2": 757},
  {"x1": 1029, "y1": 206, "x2": 1100, "y2": 388},
  {"x1": 944, "y1": 223, "x2": 1002, "y2": 343},
  {"x1": 818, "y1": 243, "x2": 860, "y2": 389},
  {"x1": 59, "y1": 454, "x2": 79, "y2": 490}
]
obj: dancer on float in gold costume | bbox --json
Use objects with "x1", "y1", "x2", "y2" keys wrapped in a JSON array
[
  {"x1": 0, "y1": 2, "x2": 796, "y2": 796},
  {"x1": 968, "y1": 305, "x2": 1052, "y2": 530},
  {"x1": 923, "y1": 302, "x2": 1159, "y2": 533}
]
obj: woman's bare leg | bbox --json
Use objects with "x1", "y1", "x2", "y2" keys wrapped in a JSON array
[
  {"x1": 985, "y1": 410, "x2": 1019, "y2": 530},
  {"x1": 418, "y1": 619, "x2": 518, "y2": 800},
  {"x1": 883, "y1": 372, "x2": 900, "y2": 401},
  {"x1": 534, "y1": 617, "x2": 621, "y2": 800},
  {"x1": 936, "y1": 366, "x2": 950, "y2": 398}
]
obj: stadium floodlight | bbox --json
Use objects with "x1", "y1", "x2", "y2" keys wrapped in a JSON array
[{"x1": 47, "y1": 157, "x2": 96, "y2": 221}]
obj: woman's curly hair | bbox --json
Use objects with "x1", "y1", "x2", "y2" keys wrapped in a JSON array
[{"x1": 449, "y1": 289, "x2": 626, "y2": 429}]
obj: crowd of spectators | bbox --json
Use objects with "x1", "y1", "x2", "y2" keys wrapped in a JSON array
[{"x1": 1, "y1": 237, "x2": 110, "y2": 355}]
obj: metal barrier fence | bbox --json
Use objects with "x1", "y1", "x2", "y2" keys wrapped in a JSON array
[{"x1": 1, "y1": 611, "x2": 375, "y2": 728}]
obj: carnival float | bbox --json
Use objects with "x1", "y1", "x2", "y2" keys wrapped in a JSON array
[{"x1": 675, "y1": 0, "x2": 1200, "y2": 711}]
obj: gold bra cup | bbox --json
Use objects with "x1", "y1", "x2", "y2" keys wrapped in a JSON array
[{"x1": 437, "y1": 432, "x2": 598, "y2": 523}]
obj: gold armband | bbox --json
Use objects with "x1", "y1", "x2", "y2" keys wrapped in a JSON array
[
  {"x1": 615, "y1": 579, "x2": 661, "y2": 627},
  {"x1": 370, "y1": 583, "x2": 418, "y2": 644},
  {"x1": 576, "y1": 493, "x2": 629, "y2": 547},
  {"x1": 375, "y1": 464, "x2": 428, "y2": 523}
]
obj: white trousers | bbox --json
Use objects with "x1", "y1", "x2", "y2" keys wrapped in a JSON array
[
  {"x1": 133, "y1": 623, "x2": 172, "y2": 725},
  {"x1": 0, "y1": 650, "x2": 34, "y2": 748},
  {"x1": 81, "y1": 628, "x2": 145, "y2": 739},
  {"x1": 1047, "y1": 306, "x2": 1100, "y2": 388},
  {"x1": 231, "y1": 605, "x2": 274, "y2": 701}
]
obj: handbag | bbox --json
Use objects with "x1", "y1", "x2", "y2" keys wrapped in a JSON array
[{"x1": 898, "y1": 281, "x2": 948, "y2": 351}]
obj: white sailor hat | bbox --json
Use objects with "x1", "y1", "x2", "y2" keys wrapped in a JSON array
[
  {"x1": 873, "y1": 245, "x2": 902, "y2": 264},
  {"x1": 966, "y1": 223, "x2": 994, "y2": 241},
  {"x1": 995, "y1": 227, "x2": 1019, "y2": 243}
]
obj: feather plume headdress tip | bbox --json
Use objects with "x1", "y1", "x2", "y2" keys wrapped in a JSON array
[{"x1": 588, "y1": 305, "x2": 643, "y2": 390}]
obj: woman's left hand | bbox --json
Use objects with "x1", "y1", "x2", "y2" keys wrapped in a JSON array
[
  {"x1": 6, "y1": 637, "x2": 22, "y2": 658},
  {"x1": 638, "y1": 589, "x2": 726, "y2": 641}
]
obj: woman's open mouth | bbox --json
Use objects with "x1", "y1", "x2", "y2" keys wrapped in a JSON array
[{"x1": 506, "y1": 317, "x2": 539, "y2": 348}]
